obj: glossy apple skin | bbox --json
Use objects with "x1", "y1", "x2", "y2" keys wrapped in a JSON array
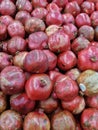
[
  {"x1": 77, "y1": 70, "x2": 98, "y2": 96},
  {"x1": 86, "y1": 94, "x2": 98, "y2": 109},
  {"x1": 0, "y1": 66, "x2": 26, "y2": 95},
  {"x1": 51, "y1": 110, "x2": 76, "y2": 130},
  {"x1": 48, "y1": 31, "x2": 70, "y2": 53},
  {"x1": 78, "y1": 46, "x2": 98, "y2": 71},
  {"x1": 54, "y1": 75, "x2": 79, "y2": 101},
  {"x1": 25, "y1": 74, "x2": 53, "y2": 100},
  {"x1": 23, "y1": 111, "x2": 50, "y2": 130},
  {"x1": 24, "y1": 50, "x2": 48, "y2": 73},
  {"x1": 0, "y1": 110, "x2": 22, "y2": 130},
  {"x1": 61, "y1": 95, "x2": 85, "y2": 114},
  {"x1": 81, "y1": 108, "x2": 98, "y2": 130},
  {"x1": 10, "y1": 93, "x2": 35, "y2": 115}
]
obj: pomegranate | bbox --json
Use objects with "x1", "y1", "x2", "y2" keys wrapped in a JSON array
[
  {"x1": 51, "y1": 110, "x2": 76, "y2": 130},
  {"x1": 24, "y1": 50, "x2": 48, "y2": 73},
  {"x1": 54, "y1": 75, "x2": 79, "y2": 101},
  {"x1": 81, "y1": 108, "x2": 98, "y2": 130},
  {"x1": 77, "y1": 70, "x2": 98, "y2": 96},
  {"x1": 61, "y1": 95, "x2": 85, "y2": 114},
  {"x1": 48, "y1": 31, "x2": 70, "y2": 53},
  {"x1": 23, "y1": 111, "x2": 50, "y2": 130},
  {"x1": 10, "y1": 93, "x2": 35, "y2": 115},
  {"x1": 25, "y1": 74, "x2": 53, "y2": 100},
  {"x1": 0, "y1": 66, "x2": 26, "y2": 95},
  {"x1": 0, "y1": 110, "x2": 22, "y2": 130}
]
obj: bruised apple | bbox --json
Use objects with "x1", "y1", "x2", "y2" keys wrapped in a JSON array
[{"x1": 25, "y1": 74, "x2": 53, "y2": 100}]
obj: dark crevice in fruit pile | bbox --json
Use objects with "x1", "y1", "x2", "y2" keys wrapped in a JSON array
[{"x1": 0, "y1": 0, "x2": 98, "y2": 130}]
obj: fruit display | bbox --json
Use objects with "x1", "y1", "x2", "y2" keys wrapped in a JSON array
[{"x1": 0, "y1": 0, "x2": 98, "y2": 129}]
